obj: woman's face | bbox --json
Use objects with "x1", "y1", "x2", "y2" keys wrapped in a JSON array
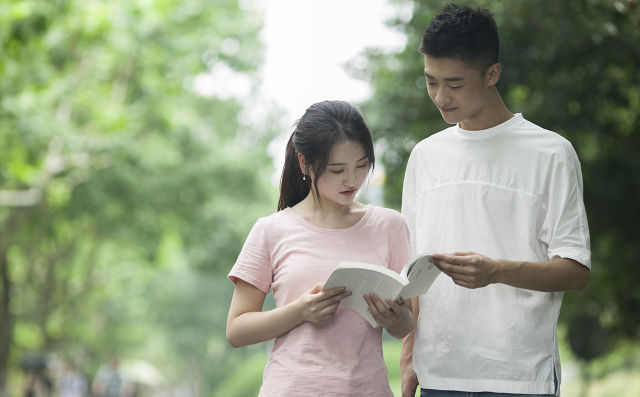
[{"x1": 310, "y1": 140, "x2": 370, "y2": 207}]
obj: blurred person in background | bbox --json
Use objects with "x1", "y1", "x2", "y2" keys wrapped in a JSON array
[
  {"x1": 91, "y1": 356, "x2": 134, "y2": 397},
  {"x1": 20, "y1": 353, "x2": 53, "y2": 397},
  {"x1": 55, "y1": 360, "x2": 87, "y2": 397}
]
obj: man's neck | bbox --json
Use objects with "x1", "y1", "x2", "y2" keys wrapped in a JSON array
[{"x1": 459, "y1": 88, "x2": 514, "y2": 131}]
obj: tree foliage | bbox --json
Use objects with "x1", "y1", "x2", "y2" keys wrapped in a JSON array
[
  {"x1": 0, "y1": 0, "x2": 277, "y2": 393},
  {"x1": 356, "y1": 0, "x2": 640, "y2": 360}
]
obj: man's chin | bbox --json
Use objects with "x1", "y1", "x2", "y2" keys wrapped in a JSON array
[{"x1": 441, "y1": 112, "x2": 462, "y2": 125}]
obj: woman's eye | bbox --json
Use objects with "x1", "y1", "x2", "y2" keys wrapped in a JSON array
[
  {"x1": 357, "y1": 164, "x2": 369, "y2": 168},
  {"x1": 330, "y1": 170, "x2": 344, "y2": 174}
]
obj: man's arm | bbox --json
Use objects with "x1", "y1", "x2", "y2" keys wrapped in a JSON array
[
  {"x1": 431, "y1": 253, "x2": 589, "y2": 292},
  {"x1": 400, "y1": 297, "x2": 420, "y2": 397}
]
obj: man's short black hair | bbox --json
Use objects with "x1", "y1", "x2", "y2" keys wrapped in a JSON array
[{"x1": 419, "y1": 4, "x2": 499, "y2": 72}]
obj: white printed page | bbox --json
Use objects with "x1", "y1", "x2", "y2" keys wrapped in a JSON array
[
  {"x1": 399, "y1": 255, "x2": 440, "y2": 298},
  {"x1": 325, "y1": 264, "x2": 405, "y2": 327}
]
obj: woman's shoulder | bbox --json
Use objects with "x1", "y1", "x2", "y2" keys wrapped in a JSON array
[
  {"x1": 243, "y1": 209, "x2": 298, "y2": 245},
  {"x1": 254, "y1": 208, "x2": 294, "y2": 228},
  {"x1": 366, "y1": 205, "x2": 406, "y2": 227}
]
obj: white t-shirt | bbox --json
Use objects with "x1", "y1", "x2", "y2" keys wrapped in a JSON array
[
  {"x1": 228, "y1": 205, "x2": 411, "y2": 397},
  {"x1": 402, "y1": 114, "x2": 590, "y2": 395}
]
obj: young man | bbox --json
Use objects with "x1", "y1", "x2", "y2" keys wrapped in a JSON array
[{"x1": 400, "y1": 4, "x2": 591, "y2": 397}]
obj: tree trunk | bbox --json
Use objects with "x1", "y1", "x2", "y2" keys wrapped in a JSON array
[{"x1": 0, "y1": 250, "x2": 12, "y2": 397}]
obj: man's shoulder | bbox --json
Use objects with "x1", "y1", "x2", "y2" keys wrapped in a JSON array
[
  {"x1": 515, "y1": 117, "x2": 577, "y2": 156},
  {"x1": 412, "y1": 125, "x2": 457, "y2": 152}
]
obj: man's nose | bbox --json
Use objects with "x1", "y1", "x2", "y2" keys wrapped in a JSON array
[{"x1": 434, "y1": 87, "x2": 451, "y2": 106}]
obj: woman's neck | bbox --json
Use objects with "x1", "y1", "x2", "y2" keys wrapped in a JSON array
[{"x1": 293, "y1": 194, "x2": 367, "y2": 229}]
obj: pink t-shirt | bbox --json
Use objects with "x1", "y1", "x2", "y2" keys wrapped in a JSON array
[{"x1": 228, "y1": 205, "x2": 411, "y2": 396}]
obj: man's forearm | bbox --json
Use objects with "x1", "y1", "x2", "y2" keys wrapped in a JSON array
[
  {"x1": 400, "y1": 329, "x2": 415, "y2": 369},
  {"x1": 495, "y1": 257, "x2": 589, "y2": 292},
  {"x1": 400, "y1": 297, "x2": 419, "y2": 397}
]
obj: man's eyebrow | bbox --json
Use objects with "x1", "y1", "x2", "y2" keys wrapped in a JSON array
[
  {"x1": 424, "y1": 71, "x2": 464, "y2": 82},
  {"x1": 328, "y1": 156, "x2": 369, "y2": 166}
]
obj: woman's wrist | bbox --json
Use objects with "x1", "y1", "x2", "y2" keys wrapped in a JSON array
[
  {"x1": 287, "y1": 297, "x2": 307, "y2": 325},
  {"x1": 386, "y1": 308, "x2": 414, "y2": 338}
]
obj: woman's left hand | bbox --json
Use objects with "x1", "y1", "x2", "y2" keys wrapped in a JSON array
[{"x1": 364, "y1": 294, "x2": 412, "y2": 331}]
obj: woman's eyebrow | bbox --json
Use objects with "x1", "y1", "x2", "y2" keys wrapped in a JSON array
[{"x1": 328, "y1": 156, "x2": 369, "y2": 166}]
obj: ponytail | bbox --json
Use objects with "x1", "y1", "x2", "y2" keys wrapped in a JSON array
[{"x1": 277, "y1": 133, "x2": 311, "y2": 211}]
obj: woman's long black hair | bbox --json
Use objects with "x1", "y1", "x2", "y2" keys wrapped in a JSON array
[{"x1": 277, "y1": 100, "x2": 375, "y2": 211}]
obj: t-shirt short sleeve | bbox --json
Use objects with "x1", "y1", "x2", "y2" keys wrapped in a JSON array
[
  {"x1": 540, "y1": 142, "x2": 591, "y2": 268},
  {"x1": 228, "y1": 218, "x2": 273, "y2": 293},
  {"x1": 387, "y1": 215, "x2": 412, "y2": 274}
]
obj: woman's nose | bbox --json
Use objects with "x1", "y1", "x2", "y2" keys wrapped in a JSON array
[{"x1": 344, "y1": 170, "x2": 358, "y2": 186}]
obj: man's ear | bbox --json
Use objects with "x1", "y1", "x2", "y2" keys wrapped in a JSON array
[{"x1": 486, "y1": 63, "x2": 501, "y2": 87}]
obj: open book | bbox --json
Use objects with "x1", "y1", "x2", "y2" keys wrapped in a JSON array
[{"x1": 323, "y1": 254, "x2": 439, "y2": 327}]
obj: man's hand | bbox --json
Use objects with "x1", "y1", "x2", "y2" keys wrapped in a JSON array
[
  {"x1": 401, "y1": 367, "x2": 419, "y2": 397},
  {"x1": 400, "y1": 319, "x2": 419, "y2": 397},
  {"x1": 431, "y1": 252, "x2": 498, "y2": 289},
  {"x1": 432, "y1": 252, "x2": 590, "y2": 292}
]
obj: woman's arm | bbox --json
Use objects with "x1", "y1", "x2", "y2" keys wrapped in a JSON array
[{"x1": 226, "y1": 279, "x2": 351, "y2": 347}]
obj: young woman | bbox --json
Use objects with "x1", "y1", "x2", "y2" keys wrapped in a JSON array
[{"x1": 226, "y1": 100, "x2": 416, "y2": 396}]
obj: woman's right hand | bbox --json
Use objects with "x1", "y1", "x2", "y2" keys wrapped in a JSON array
[
  {"x1": 295, "y1": 283, "x2": 352, "y2": 324},
  {"x1": 227, "y1": 280, "x2": 352, "y2": 347}
]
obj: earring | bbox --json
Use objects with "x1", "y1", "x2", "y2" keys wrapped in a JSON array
[{"x1": 302, "y1": 173, "x2": 306, "y2": 181}]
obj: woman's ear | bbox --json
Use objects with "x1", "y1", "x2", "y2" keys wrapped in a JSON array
[
  {"x1": 297, "y1": 152, "x2": 307, "y2": 177},
  {"x1": 486, "y1": 62, "x2": 501, "y2": 87}
]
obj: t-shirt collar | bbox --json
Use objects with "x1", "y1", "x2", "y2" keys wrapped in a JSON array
[{"x1": 455, "y1": 113, "x2": 524, "y2": 140}]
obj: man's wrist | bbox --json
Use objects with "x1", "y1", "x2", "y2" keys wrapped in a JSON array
[{"x1": 493, "y1": 258, "x2": 525, "y2": 286}]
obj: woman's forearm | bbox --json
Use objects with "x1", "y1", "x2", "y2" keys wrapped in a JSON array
[{"x1": 227, "y1": 300, "x2": 304, "y2": 348}]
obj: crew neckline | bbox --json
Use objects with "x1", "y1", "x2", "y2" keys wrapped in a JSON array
[
  {"x1": 284, "y1": 205, "x2": 373, "y2": 233},
  {"x1": 455, "y1": 113, "x2": 524, "y2": 140}
]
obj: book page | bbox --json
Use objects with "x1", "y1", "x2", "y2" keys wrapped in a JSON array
[
  {"x1": 399, "y1": 254, "x2": 440, "y2": 298},
  {"x1": 324, "y1": 262, "x2": 406, "y2": 327}
]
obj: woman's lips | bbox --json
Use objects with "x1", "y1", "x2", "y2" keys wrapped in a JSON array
[
  {"x1": 340, "y1": 189, "x2": 357, "y2": 196},
  {"x1": 440, "y1": 107, "x2": 458, "y2": 112}
]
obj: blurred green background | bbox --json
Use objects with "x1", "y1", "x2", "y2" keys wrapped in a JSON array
[{"x1": 0, "y1": 0, "x2": 638, "y2": 396}]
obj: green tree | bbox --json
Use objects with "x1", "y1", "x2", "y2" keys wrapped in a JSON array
[
  {"x1": 0, "y1": 0, "x2": 277, "y2": 393},
  {"x1": 356, "y1": 0, "x2": 639, "y2": 362}
]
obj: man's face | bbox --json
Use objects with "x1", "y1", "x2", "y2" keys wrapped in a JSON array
[{"x1": 424, "y1": 56, "x2": 493, "y2": 130}]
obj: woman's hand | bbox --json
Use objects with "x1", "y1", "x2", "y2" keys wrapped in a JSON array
[
  {"x1": 364, "y1": 294, "x2": 415, "y2": 338},
  {"x1": 227, "y1": 280, "x2": 352, "y2": 348},
  {"x1": 295, "y1": 283, "x2": 352, "y2": 324}
]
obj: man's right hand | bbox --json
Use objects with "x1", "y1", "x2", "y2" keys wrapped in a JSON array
[
  {"x1": 401, "y1": 367, "x2": 419, "y2": 397},
  {"x1": 400, "y1": 298, "x2": 420, "y2": 397}
]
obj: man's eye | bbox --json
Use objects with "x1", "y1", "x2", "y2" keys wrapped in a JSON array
[{"x1": 450, "y1": 85, "x2": 464, "y2": 89}]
